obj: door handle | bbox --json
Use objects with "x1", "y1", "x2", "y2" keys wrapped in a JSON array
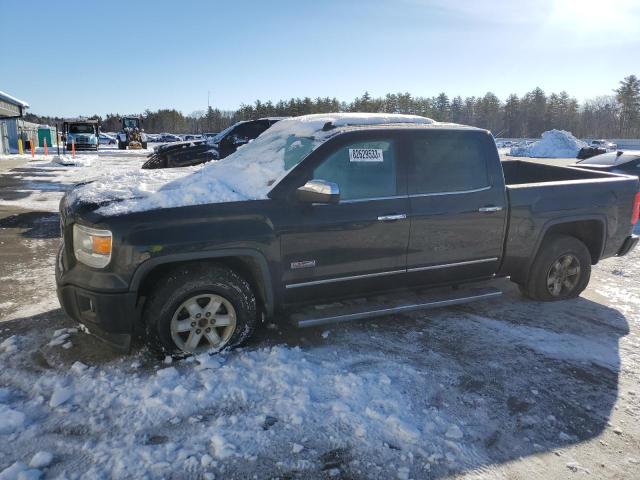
[
  {"x1": 478, "y1": 206, "x2": 503, "y2": 213},
  {"x1": 377, "y1": 214, "x2": 407, "y2": 221}
]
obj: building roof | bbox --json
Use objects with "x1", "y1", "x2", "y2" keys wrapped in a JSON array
[{"x1": 0, "y1": 90, "x2": 29, "y2": 108}]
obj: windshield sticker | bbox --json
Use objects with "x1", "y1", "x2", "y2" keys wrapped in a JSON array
[{"x1": 349, "y1": 148, "x2": 384, "y2": 162}]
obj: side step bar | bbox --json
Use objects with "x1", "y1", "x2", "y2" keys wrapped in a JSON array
[{"x1": 293, "y1": 286, "x2": 502, "y2": 328}]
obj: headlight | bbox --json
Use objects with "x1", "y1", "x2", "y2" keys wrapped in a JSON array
[{"x1": 73, "y1": 224, "x2": 112, "y2": 268}]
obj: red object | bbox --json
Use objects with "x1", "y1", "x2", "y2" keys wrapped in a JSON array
[
  {"x1": 43, "y1": 138, "x2": 48, "y2": 156},
  {"x1": 632, "y1": 191, "x2": 640, "y2": 225},
  {"x1": 30, "y1": 139, "x2": 35, "y2": 157},
  {"x1": 72, "y1": 140, "x2": 76, "y2": 158}
]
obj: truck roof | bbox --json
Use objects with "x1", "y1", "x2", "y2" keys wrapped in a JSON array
[
  {"x1": 328, "y1": 122, "x2": 487, "y2": 134},
  {"x1": 64, "y1": 118, "x2": 99, "y2": 124}
]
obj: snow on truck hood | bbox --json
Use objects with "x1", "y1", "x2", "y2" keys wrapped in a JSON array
[{"x1": 67, "y1": 113, "x2": 434, "y2": 216}]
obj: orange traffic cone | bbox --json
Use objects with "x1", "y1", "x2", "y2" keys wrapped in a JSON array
[
  {"x1": 30, "y1": 138, "x2": 35, "y2": 158},
  {"x1": 72, "y1": 140, "x2": 76, "y2": 158},
  {"x1": 43, "y1": 137, "x2": 48, "y2": 156}
]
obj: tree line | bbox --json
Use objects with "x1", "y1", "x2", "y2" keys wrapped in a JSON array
[{"x1": 25, "y1": 75, "x2": 640, "y2": 138}]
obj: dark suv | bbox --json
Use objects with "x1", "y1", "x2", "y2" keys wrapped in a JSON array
[
  {"x1": 57, "y1": 114, "x2": 640, "y2": 356},
  {"x1": 143, "y1": 117, "x2": 285, "y2": 169}
]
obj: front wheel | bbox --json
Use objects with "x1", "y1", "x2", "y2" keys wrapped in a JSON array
[
  {"x1": 519, "y1": 234, "x2": 591, "y2": 301},
  {"x1": 143, "y1": 264, "x2": 258, "y2": 357}
]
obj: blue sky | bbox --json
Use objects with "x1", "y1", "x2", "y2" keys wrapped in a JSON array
[{"x1": 1, "y1": 0, "x2": 638, "y2": 117}]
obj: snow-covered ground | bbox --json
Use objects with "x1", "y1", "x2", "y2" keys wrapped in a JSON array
[
  {"x1": 0, "y1": 147, "x2": 153, "y2": 212},
  {"x1": 1, "y1": 150, "x2": 639, "y2": 479}
]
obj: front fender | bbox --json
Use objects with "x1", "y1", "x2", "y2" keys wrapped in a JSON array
[{"x1": 129, "y1": 248, "x2": 274, "y2": 316}]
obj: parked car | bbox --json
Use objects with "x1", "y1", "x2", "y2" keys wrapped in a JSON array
[
  {"x1": 99, "y1": 133, "x2": 117, "y2": 145},
  {"x1": 575, "y1": 150, "x2": 640, "y2": 179},
  {"x1": 142, "y1": 118, "x2": 285, "y2": 169},
  {"x1": 57, "y1": 114, "x2": 640, "y2": 356},
  {"x1": 590, "y1": 139, "x2": 617, "y2": 151},
  {"x1": 159, "y1": 133, "x2": 182, "y2": 143},
  {"x1": 203, "y1": 132, "x2": 219, "y2": 140}
]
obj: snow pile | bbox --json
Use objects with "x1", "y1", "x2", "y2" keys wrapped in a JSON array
[
  {"x1": 66, "y1": 113, "x2": 434, "y2": 216},
  {"x1": 52, "y1": 154, "x2": 97, "y2": 167},
  {"x1": 509, "y1": 130, "x2": 587, "y2": 158}
]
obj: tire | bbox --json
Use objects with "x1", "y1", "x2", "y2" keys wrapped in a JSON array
[
  {"x1": 118, "y1": 141, "x2": 126, "y2": 150},
  {"x1": 520, "y1": 234, "x2": 591, "y2": 301},
  {"x1": 141, "y1": 154, "x2": 165, "y2": 169},
  {"x1": 143, "y1": 263, "x2": 258, "y2": 357},
  {"x1": 142, "y1": 142, "x2": 148, "y2": 149}
]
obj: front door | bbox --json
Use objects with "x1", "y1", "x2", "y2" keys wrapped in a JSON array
[
  {"x1": 279, "y1": 134, "x2": 410, "y2": 303},
  {"x1": 406, "y1": 130, "x2": 507, "y2": 284}
]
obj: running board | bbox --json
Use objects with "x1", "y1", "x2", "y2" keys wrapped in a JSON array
[{"x1": 292, "y1": 286, "x2": 502, "y2": 328}]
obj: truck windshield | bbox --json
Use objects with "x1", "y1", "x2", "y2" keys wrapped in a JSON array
[
  {"x1": 123, "y1": 119, "x2": 139, "y2": 128},
  {"x1": 210, "y1": 123, "x2": 238, "y2": 143},
  {"x1": 69, "y1": 124, "x2": 95, "y2": 134}
]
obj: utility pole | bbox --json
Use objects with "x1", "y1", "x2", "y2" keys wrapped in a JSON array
[{"x1": 207, "y1": 90, "x2": 211, "y2": 131}]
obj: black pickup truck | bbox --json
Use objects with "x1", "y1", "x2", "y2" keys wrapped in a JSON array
[{"x1": 56, "y1": 115, "x2": 640, "y2": 355}]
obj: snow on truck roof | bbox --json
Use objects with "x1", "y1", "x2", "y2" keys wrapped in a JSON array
[{"x1": 69, "y1": 113, "x2": 471, "y2": 216}]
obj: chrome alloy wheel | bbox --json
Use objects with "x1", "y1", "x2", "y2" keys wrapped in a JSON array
[
  {"x1": 170, "y1": 293, "x2": 237, "y2": 353},
  {"x1": 546, "y1": 254, "x2": 581, "y2": 297}
]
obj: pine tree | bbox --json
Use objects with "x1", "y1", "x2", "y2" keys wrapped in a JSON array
[
  {"x1": 503, "y1": 94, "x2": 520, "y2": 137},
  {"x1": 615, "y1": 75, "x2": 640, "y2": 137}
]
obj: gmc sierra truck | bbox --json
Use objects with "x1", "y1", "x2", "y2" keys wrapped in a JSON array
[{"x1": 56, "y1": 114, "x2": 640, "y2": 356}]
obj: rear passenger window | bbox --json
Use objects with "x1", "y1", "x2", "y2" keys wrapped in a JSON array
[
  {"x1": 409, "y1": 132, "x2": 489, "y2": 194},
  {"x1": 313, "y1": 139, "x2": 397, "y2": 201}
]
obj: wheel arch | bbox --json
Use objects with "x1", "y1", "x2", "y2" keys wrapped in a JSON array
[
  {"x1": 533, "y1": 215, "x2": 607, "y2": 266},
  {"x1": 131, "y1": 249, "x2": 274, "y2": 318}
]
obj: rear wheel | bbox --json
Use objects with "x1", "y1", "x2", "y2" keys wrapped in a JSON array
[
  {"x1": 143, "y1": 264, "x2": 258, "y2": 357},
  {"x1": 142, "y1": 142, "x2": 148, "y2": 149},
  {"x1": 118, "y1": 141, "x2": 126, "y2": 150},
  {"x1": 519, "y1": 234, "x2": 591, "y2": 301}
]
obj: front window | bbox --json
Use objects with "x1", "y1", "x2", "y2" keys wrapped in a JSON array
[
  {"x1": 123, "y1": 118, "x2": 139, "y2": 129},
  {"x1": 312, "y1": 139, "x2": 397, "y2": 201}
]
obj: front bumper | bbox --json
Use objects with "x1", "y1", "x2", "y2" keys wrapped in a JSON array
[
  {"x1": 67, "y1": 144, "x2": 98, "y2": 150},
  {"x1": 617, "y1": 234, "x2": 639, "y2": 257},
  {"x1": 56, "y1": 284, "x2": 139, "y2": 351}
]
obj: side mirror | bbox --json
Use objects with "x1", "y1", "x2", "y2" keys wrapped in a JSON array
[{"x1": 296, "y1": 179, "x2": 340, "y2": 204}]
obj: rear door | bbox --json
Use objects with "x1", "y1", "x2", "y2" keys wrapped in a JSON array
[
  {"x1": 279, "y1": 132, "x2": 410, "y2": 303},
  {"x1": 406, "y1": 130, "x2": 507, "y2": 283}
]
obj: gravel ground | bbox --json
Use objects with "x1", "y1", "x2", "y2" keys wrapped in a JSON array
[{"x1": 0, "y1": 151, "x2": 638, "y2": 479}]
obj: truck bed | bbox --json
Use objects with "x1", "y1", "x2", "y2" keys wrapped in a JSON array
[
  {"x1": 502, "y1": 160, "x2": 617, "y2": 185},
  {"x1": 498, "y1": 160, "x2": 639, "y2": 280}
]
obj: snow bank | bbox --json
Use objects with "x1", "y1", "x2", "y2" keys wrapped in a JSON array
[
  {"x1": 509, "y1": 130, "x2": 587, "y2": 158},
  {"x1": 66, "y1": 113, "x2": 434, "y2": 216},
  {"x1": 52, "y1": 154, "x2": 97, "y2": 167}
]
